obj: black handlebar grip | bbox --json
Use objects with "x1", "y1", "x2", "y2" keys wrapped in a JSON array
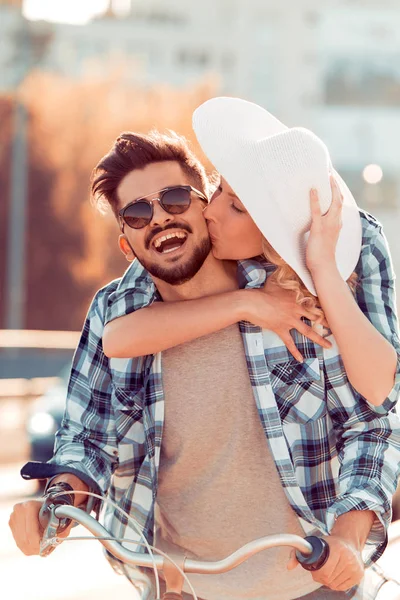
[
  {"x1": 161, "y1": 594, "x2": 184, "y2": 600},
  {"x1": 296, "y1": 536, "x2": 330, "y2": 571}
]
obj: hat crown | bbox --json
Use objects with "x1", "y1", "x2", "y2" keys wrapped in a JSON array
[
  {"x1": 193, "y1": 96, "x2": 287, "y2": 141},
  {"x1": 252, "y1": 128, "x2": 332, "y2": 233}
]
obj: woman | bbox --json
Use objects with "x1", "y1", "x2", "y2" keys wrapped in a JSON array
[{"x1": 103, "y1": 98, "x2": 400, "y2": 411}]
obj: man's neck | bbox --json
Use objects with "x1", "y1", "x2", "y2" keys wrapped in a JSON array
[{"x1": 153, "y1": 254, "x2": 239, "y2": 302}]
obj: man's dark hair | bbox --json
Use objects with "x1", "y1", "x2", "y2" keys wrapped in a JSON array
[{"x1": 91, "y1": 130, "x2": 210, "y2": 217}]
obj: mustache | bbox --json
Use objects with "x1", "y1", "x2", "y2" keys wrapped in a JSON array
[{"x1": 145, "y1": 222, "x2": 193, "y2": 249}]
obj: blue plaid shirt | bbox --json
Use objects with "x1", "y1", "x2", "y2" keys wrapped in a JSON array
[{"x1": 23, "y1": 210, "x2": 400, "y2": 571}]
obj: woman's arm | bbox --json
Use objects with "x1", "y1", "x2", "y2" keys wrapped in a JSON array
[
  {"x1": 307, "y1": 177, "x2": 399, "y2": 406},
  {"x1": 102, "y1": 287, "x2": 331, "y2": 361},
  {"x1": 312, "y1": 265, "x2": 397, "y2": 405}
]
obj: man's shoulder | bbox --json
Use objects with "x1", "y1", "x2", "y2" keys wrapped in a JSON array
[
  {"x1": 359, "y1": 209, "x2": 383, "y2": 243},
  {"x1": 94, "y1": 277, "x2": 123, "y2": 303},
  {"x1": 89, "y1": 261, "x2": 156, "y2": 325},
  {"x1": 86, "y1": 277, "x2": 124, "y2": 323},
  {"x1": 356, "y1": 209, "x2": 393, "y2": 279}
]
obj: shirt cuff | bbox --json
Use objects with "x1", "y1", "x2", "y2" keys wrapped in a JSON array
[
  {"x1": 325, "y1": 495, "x2": 388, "y2": 565},
  {"x1": 364, "y1": 346, "x2": 400, "y2": 414},
  {"x1": 21, "y1": 461, "x2": 103, "y2": 517}
]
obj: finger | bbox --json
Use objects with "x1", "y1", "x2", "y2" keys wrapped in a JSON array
[
  {"x1": 306, "y1": 312, "x2": 329, "y2": 329},
  {"x1": 328, "y1": 575, "x2": 360, "y2": 592},
  {"x1": 334, "y1": 580, "x2": 359, "y2": 593},
  {"x1": 299, "y1": 308, "x2": 319, "y2": 322},
  {"x1": 330, "y1": 174, "x2": 344, "y2": 200},
  {"x1": 309, "y1": 188, "x2": 322, "y2": 221},
  {"x1": 311, "y1": 544, "x2": 341, "y2": 586},
  {"x1": 304, "y1": 313, "x2": 330, "y2": 331},
  {"x1": 327, "y1": 566, "x2": 363, "y2": 591},
  {"x1": 297, "y1": 323, "x2": 332, "y2": 348},
  {"x1": 300, "y1": 308, "x2": 327, "y2": 326},
  {"x1": 281, "y1": 335, "x2": 304, "y2": 363},
  {"x1": 287, "y1": 550, "x2": 299, "y2": 571},
  {"x1": 319, "y1": 560, "x2": 350, "y2": 588},
  {"x1": 23, "y1": 507, "x2": 42, "y2": 555},
  {"x1": 329, "y1": 175, "x2": 344, "y2": 217}
]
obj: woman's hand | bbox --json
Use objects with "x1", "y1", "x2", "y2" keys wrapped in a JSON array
[
  {"x1": 306, "y1": 175, "x2": 343, "y2": 275},
  {"x1": 241, "y1": 280, "x2": 331, "y2": 362}
]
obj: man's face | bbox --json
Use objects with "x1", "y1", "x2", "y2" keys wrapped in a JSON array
[{"x1": 117, "y1": 161, "x2": 212, "y2": 285}]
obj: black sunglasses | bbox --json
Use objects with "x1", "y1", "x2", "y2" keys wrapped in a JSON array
[{"x1": 118, "y1": 185, "x2": 208, "y2": 230}]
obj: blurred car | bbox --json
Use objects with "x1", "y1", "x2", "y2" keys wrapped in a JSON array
[{"x1": 26, "y1": 366, "x2": 69, "y2": 465}]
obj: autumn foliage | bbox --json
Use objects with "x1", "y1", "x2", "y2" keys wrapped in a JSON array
[{"x1": 0, "y1": 71, "x2": 217, "y2": 330}]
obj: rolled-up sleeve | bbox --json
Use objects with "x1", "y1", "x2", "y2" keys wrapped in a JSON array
[
  {"x1": 21, "y1": 287, "x2": 120, "y2": 511},
  {"x1": 325, "y1": 392, "x2": 400, "y2": 564},
  {"x1": 354, "y1": 213, "x2": 400, "y2": 413}
]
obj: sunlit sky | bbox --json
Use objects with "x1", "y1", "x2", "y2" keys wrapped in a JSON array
[{"x1": 23, "y1": 0, "x2": 121, "y2": 24}]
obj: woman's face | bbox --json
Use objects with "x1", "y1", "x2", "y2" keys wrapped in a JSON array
[{"x1": 203, "y1": 177, "x2": 264, "y2": 260}]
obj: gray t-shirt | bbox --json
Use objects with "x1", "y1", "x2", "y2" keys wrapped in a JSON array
[{"x1": 156, "y1": 324, "x2": 321, "y2": 600}]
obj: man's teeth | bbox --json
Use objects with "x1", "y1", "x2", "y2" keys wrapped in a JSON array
[{"x1": 154, "y1": 232, "x2": 187, "y2": 249}]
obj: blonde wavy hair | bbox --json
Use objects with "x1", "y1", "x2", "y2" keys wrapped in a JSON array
[{"x1": 261, "y1": 238, "x2": 358, "y2": 323}]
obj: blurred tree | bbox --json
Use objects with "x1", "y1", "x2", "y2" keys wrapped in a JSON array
[{"x1": 1, "y1": 69, "x2": 217, "y2": 330}]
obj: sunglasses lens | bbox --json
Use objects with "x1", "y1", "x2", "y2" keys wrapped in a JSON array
[
  {"x1": 123, "y1": 201, "x2": 152, "y2": 229},
  {"x1": 162, "y1": 188, "x2": 191, "y2": 214}
]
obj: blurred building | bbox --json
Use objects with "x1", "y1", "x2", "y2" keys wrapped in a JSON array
[
  {"x1": 2, "y1": 0, "x2": 400, "y2": 212},
  {"x1": 0, "y1": 1, "x2": 53, "y2": 87}
]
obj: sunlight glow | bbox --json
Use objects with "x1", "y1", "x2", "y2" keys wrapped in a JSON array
[
  {"x1": 23, "y1": 0, "x2": 110, "y2": 25},
  {"x1": 362, "y1": 164, "x2": 383, "y2": 185}
]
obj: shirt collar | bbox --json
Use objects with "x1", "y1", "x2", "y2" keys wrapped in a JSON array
[
  {"x1": 236, "y1": 257, "x2": 271, "y2": 289},
  {"x1": 112, "y1": 256, "x2": 270, "y2": 302},
  {"x1": 113, "y1": 259, "x2": 159, "y2": 299}
]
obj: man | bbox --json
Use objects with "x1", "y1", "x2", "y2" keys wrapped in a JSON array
[{"x1": 9, "y1": 131, "x2": 400, "y2": 600}]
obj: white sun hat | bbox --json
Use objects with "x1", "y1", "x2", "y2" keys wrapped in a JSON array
[{"x1": 192, "y1": 97, "x2": 362, "y2": 296}]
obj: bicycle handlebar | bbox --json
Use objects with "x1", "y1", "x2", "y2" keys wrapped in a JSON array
[{"x1": 39, "y1": 504, "x2": 330, "y2": 573}]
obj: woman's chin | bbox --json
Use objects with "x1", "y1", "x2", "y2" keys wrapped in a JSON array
[{"x1": 212, "y1": 245, "x2": 240, "y2": 261}]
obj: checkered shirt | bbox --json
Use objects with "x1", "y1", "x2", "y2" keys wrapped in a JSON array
[{"x1": 23, "y1": 210, "x2": 400, "y2": 572}]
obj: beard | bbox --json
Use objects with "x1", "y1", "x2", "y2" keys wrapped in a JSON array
[{"x1": 134, "y1": 235, "x2": 212, "y2": 285}]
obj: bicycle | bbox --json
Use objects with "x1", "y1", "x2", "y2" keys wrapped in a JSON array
[{"x1": 38, "y1": 489, "x2": 400, "y2": 600}]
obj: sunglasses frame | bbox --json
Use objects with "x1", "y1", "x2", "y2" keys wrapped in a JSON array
[{"x1": 118, "y1": 185, "x2": 208, "y2": 231}]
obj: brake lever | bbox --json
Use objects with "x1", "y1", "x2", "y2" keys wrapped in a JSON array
[
  {"x1": 39, "y1": 504, "x2": 64, "y2": 557},
  {"x1": 39, "y1": 485, "x2": 74, "y2": 557}
]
